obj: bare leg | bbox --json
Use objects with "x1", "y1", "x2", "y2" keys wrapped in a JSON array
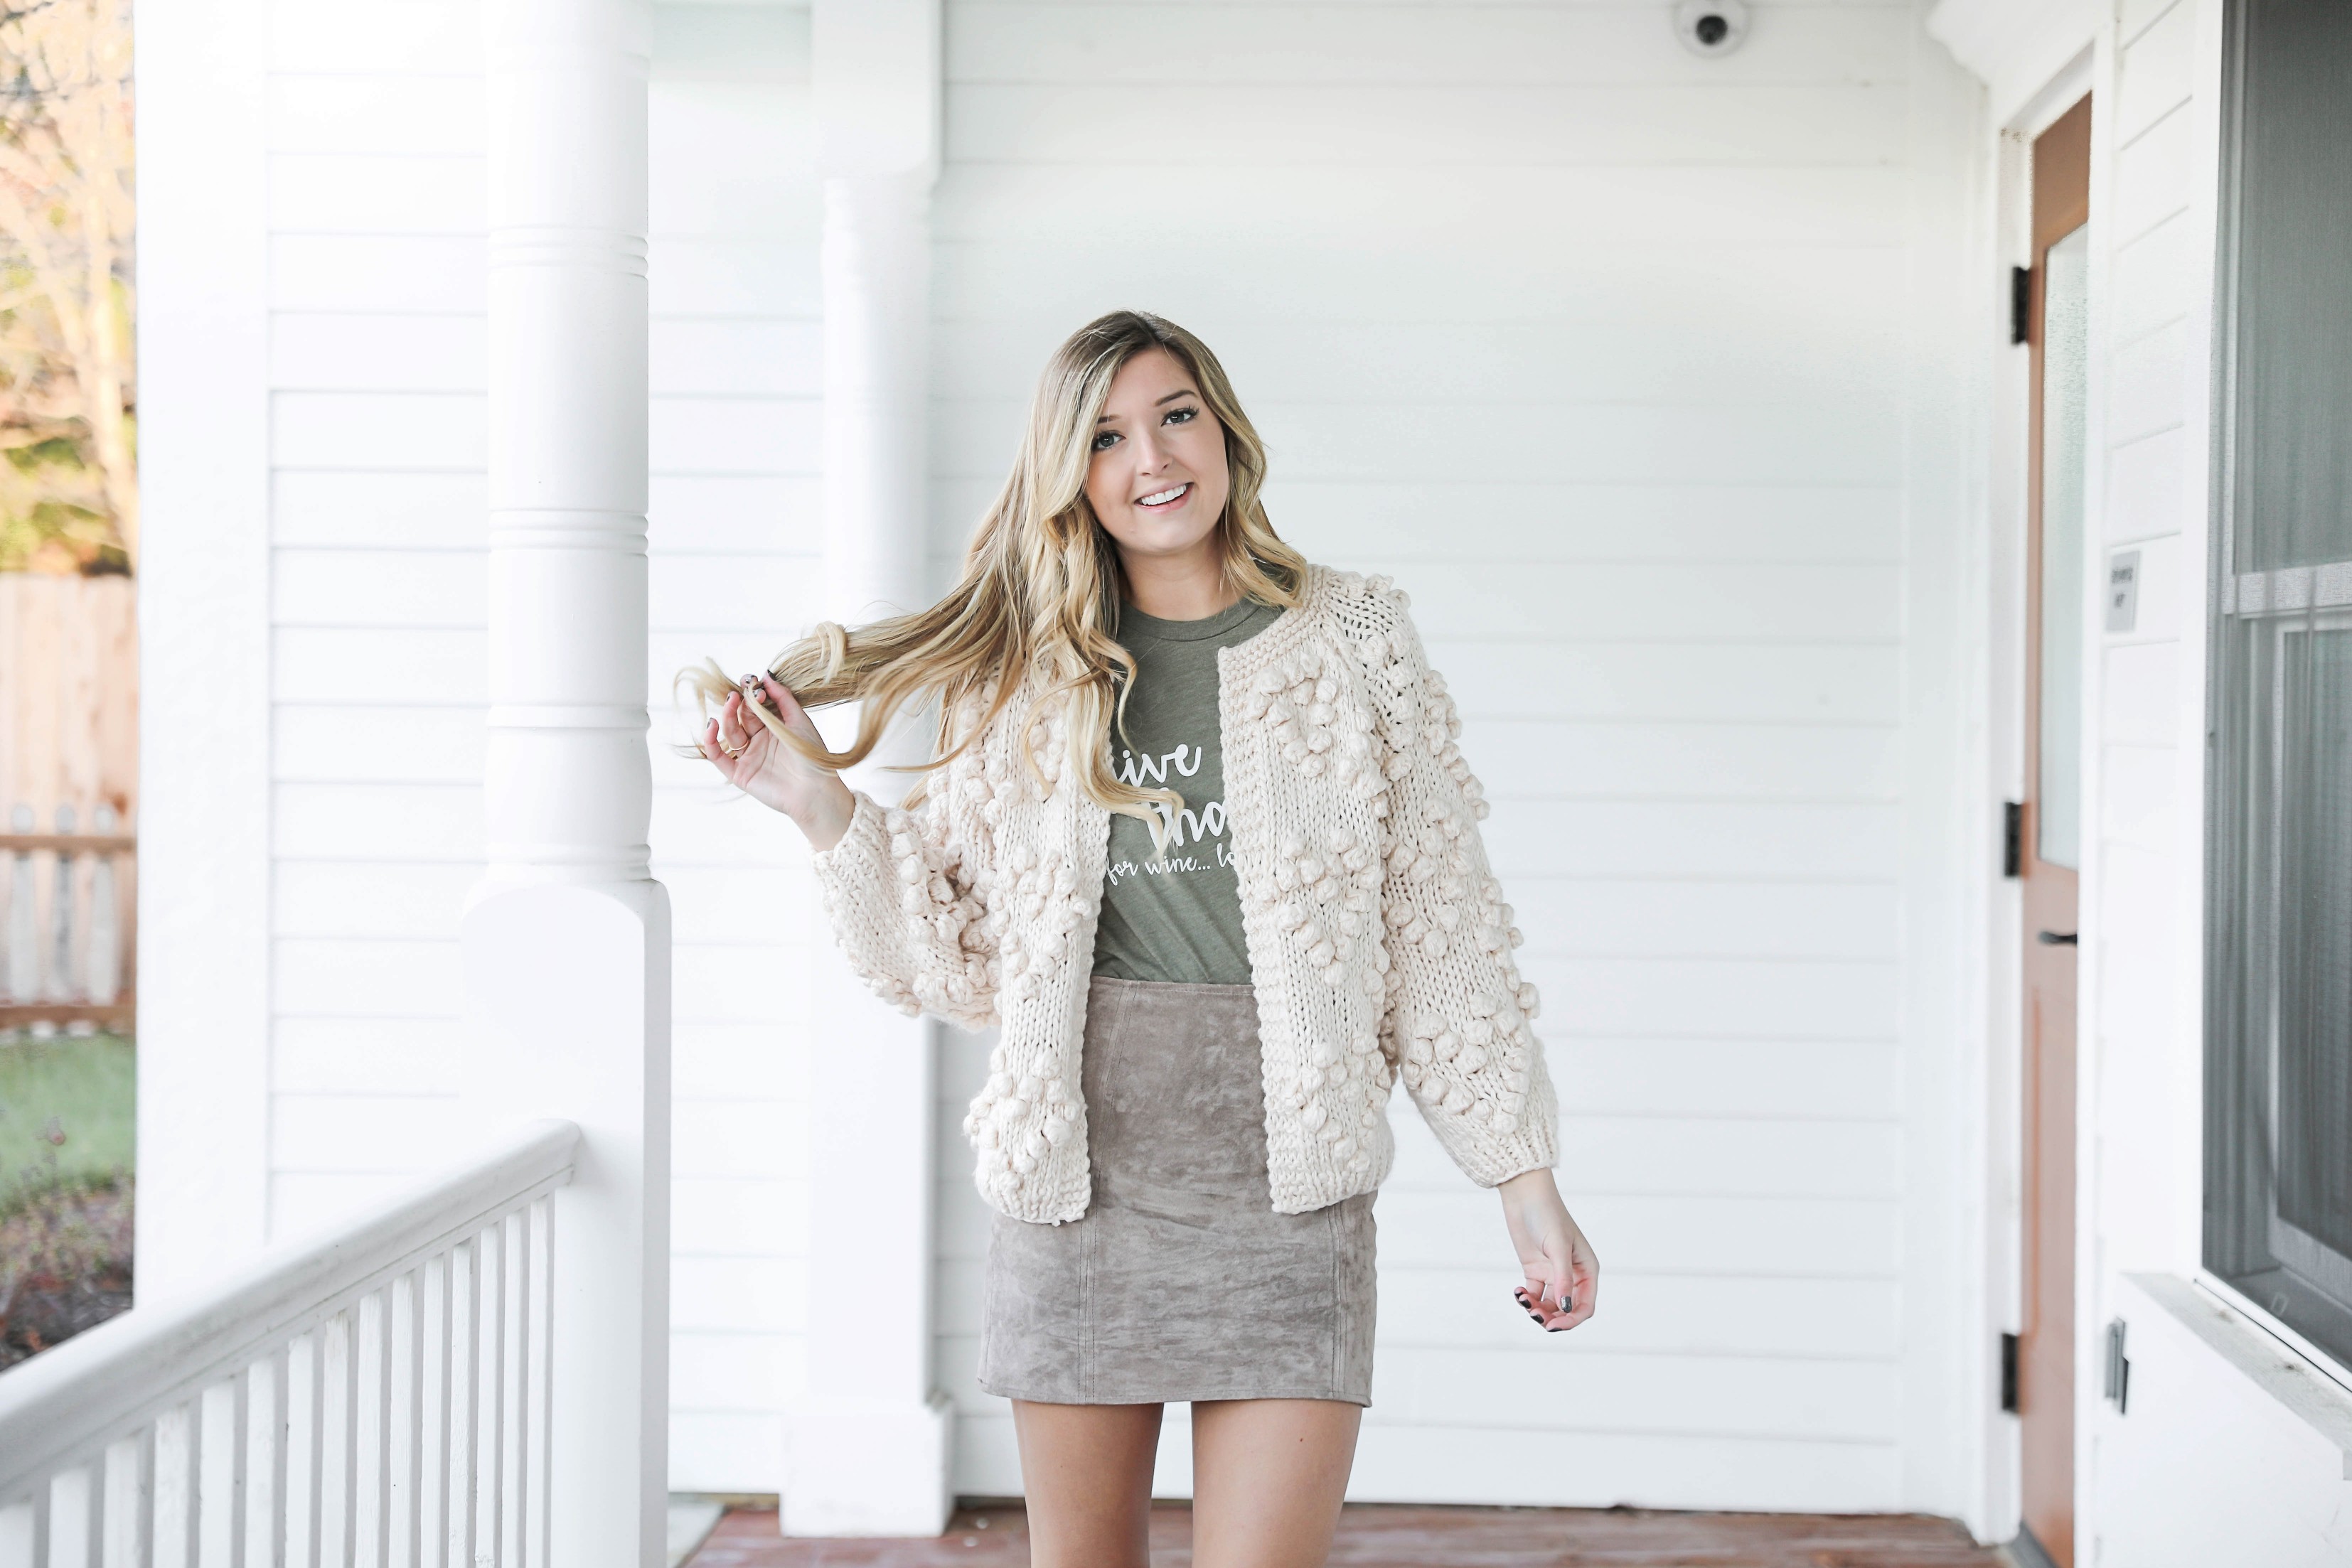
[
  {"x1": 1010, "y1": 1400, "x2": 1165, "y2": 1568},
  {"x1": 1189, "y1": 1399, "x2": 1362, "y2": 1568}
]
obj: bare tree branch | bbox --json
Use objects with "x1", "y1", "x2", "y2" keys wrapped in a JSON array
[{"x1": 0, "y1": 0, "x2": 134, "y2": 574}]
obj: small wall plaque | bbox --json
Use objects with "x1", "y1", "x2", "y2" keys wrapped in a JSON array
[{"x1": 2106, "y1": 549, "x2": 2142, "y2": 634}]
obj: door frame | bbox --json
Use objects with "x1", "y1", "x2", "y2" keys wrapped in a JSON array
[
  {"x1": 1977, "y1": 41, "x2": 2109, "y2": 1554},
  {"x1": 2019, "y1": 90, "x2": 2092, "y2": 1568}
]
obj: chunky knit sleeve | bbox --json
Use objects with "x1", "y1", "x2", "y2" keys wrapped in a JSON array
[
  {"x1": 1364, "y1": 590, "x2": 1560, "y2": 1186},
  {"x1": 810, "y1": 757, "x2": 999, "y2": 1031}
]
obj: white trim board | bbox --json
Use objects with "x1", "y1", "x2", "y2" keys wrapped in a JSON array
[
  {"x1": 1929, "y1": 0, "x2": 2103, "y2": 130},
  {"x1": 2126, "y1": 1274, "x2": 2352, "y2": 1479},
  {"x1": 132, "y1": 0, "x2": 275, "y2": 1296}
]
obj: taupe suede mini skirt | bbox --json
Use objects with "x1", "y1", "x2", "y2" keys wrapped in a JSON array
[{"x1": 977, "y1": 976, "x2": 1377, "y2": 1407}]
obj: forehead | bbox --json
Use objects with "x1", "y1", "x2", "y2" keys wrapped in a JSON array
[{"x1": 1102, "y1": 345, "x2": 1193, "y2": 407}]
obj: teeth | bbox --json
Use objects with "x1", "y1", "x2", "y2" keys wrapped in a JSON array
[{"x1": 1139, "y1": 485, "x2": 1187, "y2": 506}]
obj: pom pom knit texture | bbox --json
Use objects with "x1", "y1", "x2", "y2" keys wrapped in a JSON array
[{"x1": 811, "y1": 566, "x2": 1559, "y2": 1223}]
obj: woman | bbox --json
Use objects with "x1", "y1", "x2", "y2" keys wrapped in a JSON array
[{"x1": 696, "y1": 311, "x2": 1598, "y2": 1567}]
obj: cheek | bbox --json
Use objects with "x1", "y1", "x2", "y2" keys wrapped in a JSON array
[
  {"x1": 1084, "y1": 449, "x2": 1128, "y2": 520},
  {"x1": 1189, "y1": 429, "x2": 1232, "y2": 506}
]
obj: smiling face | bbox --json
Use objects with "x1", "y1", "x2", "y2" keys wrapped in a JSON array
[{"x1": 1082, "y1": 346, "x2": 1233, "y2": 579}]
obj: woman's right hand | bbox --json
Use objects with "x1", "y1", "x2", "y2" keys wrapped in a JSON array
[{"x1": 702, "y1": 672, "x2": 856, "y2": 852}]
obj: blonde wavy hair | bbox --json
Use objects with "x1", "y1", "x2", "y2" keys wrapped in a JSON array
[{"x1": 685, "y1": 309, "x2": 1308, "y2": 831}]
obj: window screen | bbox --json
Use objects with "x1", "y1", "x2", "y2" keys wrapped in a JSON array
[{"x1": 2205, "y1": 0, "x2": 2352, "y2": 1370}]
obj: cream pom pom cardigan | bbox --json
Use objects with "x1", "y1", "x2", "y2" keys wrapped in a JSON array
[{"x1": 811, "y1": 565, "x2": 1559, "y2": 1223}]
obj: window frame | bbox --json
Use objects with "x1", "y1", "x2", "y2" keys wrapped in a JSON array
[{"x1": 2200, "y1": 0, "x2": 2352, "y2": 1386}]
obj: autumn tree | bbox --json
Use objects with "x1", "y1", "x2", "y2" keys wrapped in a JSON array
[{"x1": 0, "y1": 0, "x2": 134, "y2": 575}]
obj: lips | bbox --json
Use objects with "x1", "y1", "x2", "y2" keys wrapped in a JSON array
[{"x1": 1136, "y1": 483, "x2": 1191, "y2": 508}]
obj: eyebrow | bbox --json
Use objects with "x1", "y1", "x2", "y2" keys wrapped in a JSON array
[{"x1": 1096, "y1": 387, "x2": 1202, "y2": 424}]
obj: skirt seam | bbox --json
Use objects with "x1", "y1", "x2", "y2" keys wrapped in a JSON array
[{"x1": 1325, "y1": 1201, "x2": 1343, "y2": 1397}]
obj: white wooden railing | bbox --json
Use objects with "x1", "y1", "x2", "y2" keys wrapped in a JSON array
[{"x1": 0, "y1": 1119, "x2": 579, "y2": 1567}]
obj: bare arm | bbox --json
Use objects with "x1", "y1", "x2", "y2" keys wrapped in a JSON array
[{"x1": 1501, "y1": 1168, "x2": 1599, "y2": 1331}]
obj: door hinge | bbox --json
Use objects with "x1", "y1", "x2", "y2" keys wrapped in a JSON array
[
  {"x1": 2104, "y1": 1319, "x2": 2131, "y2": 1413},
  {"x1": 2011, "y1": 265, "x2": 2033, "y2": 344},
  {"x1": 2000, "y1": 1331, "x2": 2020, "y2": 1413},
  {"x1": 2003, "y1": 800, "x2": 2024, "y2": 878}
]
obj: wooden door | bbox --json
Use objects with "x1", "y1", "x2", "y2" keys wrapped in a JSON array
[{"x1": 2020, "y1": 93, "x2": 2090, "y2": 1568}]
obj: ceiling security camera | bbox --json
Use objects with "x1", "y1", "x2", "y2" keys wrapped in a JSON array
[{"x1": 1674, "y1": 0, "x2": 1750, "y2": 55}]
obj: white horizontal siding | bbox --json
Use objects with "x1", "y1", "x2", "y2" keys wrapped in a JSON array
[
  {"x1": 948, "y1": 5, "x2": 1919, "y2": 86},
  {"x1": 643, "y1": 21, "x2": 820, "y2": 1491},
  {"x1": 928, "y1": 0, "x2": 1946, "y2": 1509}
]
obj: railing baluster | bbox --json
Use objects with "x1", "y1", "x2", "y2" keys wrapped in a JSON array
[
  {"x1": 82, "y1": 1454, "x2": 105, "y2": 1568},
  {"x1": 237, "y1": 1360, "x2": 271, "y2": 1568},
  {"x1": 466, "y1": 1239, "x2": 484, "y2": 1568},
  {"x1": 267, "y1": 1348, "x2": 289, "y2": 1568},
  {"x1": 41, "y1": 1463, "x2": 82, "y2": 1567},
  {"x1": 427, "y1": 1253, "x2": 451, "y2": 1568},
  {"x1": 198, "y1": 1378, "x2": 232, "y2": 1567},
  {"x1": 305, "y1": 1328, "x2": 327, "y2": 1568},
  {"x1": 183, "y1": 1394, "x2": 205, "y2": 1568},
  {"x1": 26, "y1": 1484, "x2": 48, "y2": 1568},
  {"x1": 485, "y1": 1223, "x2": 507, "y2": 1568},
  {"x1": 387, "y1": 1273, "x2": 417, "y2": 1568},
  {"x1": 358, "y1": 1288, "x2": 390, "y2": 1568},
  {"x1": 229, "y1": 1369, "x2": 252, "y2": 1568},
  {"x1": 449, "y1": 1241, "x2": 475, "y2": 1568},
  {"x1": 135, "y1": 1422, "x2": 156, "y2": 1568},
  {"x1": 151, "y1": 1400, "x2": 191, "y2": 1568},
  {"x1": 505, "y1": 1210, "x2": 530, "y2": 1568},
  {"x1": 351, "y1": 1297, "x2": 375, "y2": 1568},
  {"x1": 0, "y1": 1500, "x2": 27, "y2": 1568},
  {"x1": 527, "y1": 1199, "x2": 552, "y2": 1568},
  {"x1": 332, "y1": 1308, "x2": 358, "y2": 1568},
  {"x1": 102, "y1": 1434, "x2": 139, "y2": 1568},
  {"x1": 87, "y1": 1454, "x2": 107, "y2": 1568}
]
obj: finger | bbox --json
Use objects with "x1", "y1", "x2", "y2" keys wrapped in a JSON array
[
  {"x1": 1512, "y1": 1282, "x2": 1576, "y2": 1333},
  {"x1": 754, "y1": 675, "x2": 808, "y2": 739},
  {"x1": 1519, "y1": 1257, "x2": 1577, "y2": 1328},
  {"x1": 716, "y1": 701, "x2": 749, "y2": 753},
  {"x1": 701, "y1": 719, "x2": 732, "y2": 775},
  {"x1": 1545, "y1": 1252, "x2": 1598, "y2": 1330}
]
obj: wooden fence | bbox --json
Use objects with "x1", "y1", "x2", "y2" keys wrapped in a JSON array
[{"x1": 0, "y1": 575, "x2": 137, "y2": 1032}]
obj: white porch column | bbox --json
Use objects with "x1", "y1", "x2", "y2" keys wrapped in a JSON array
[
  {"x1": 467, "y1": 4, "x2": 670, "y2": 1566},
  {"x1": 785, "y1": 0, "x2": 952, "y2": 1540}
]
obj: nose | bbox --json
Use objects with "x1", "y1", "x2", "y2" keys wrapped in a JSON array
[{"x1": 1130, "y1": 424, "x2": 1170, "y2": 473}]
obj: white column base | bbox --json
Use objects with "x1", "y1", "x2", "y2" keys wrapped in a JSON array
[
  {"x1": 782, "y1": 1390, "x2": 955, "y2": 1537},
  {"x1": 461, "y1": 880, "x2": 670, "y2": 1568}
]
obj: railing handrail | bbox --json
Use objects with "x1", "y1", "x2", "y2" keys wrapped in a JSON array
[{"x1": 0, "y1": 1117, "x2": 579, "y2": 1497}]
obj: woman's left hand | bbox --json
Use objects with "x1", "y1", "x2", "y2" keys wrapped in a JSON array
[{"x1": 1498, "y1": 1168, "x2": 1598, "y2": 1333}]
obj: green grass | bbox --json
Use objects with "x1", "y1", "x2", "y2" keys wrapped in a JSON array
[{"x1": 0, "y1": 1033, "x2": 134, "y2": 1207}]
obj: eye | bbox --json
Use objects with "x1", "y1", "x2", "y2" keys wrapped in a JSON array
[
  {"x1": 1164, "y1": 406, "x2": 1199, "y2": 426},
  {"x1": 1091, "y1": 429, "x2": 1121, "y2": 452}
]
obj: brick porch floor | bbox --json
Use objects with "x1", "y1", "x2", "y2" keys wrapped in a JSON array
[{"x1": 684, "y1": 1503, "x2": 2015, "y2": 1567}]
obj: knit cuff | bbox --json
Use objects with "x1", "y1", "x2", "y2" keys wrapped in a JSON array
[
  {"x1": 811, "y1": 789, "x2": 889, "y2": 883},
  {"x1": 809, "y1": 790, "x2": 907, "y2": 965},
  {"x1": 1456, "y1": 1120, "x2": 1561, "y2": 1189}
]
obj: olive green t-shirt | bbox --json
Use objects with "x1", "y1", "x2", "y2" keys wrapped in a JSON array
[{"x1": 1091, "y1": 596, "x2": 1285, "y2": 985}]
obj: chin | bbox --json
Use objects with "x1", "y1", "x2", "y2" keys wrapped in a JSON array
[{"x1": 1123, "y1": 524, "x2": 1219, "y2": 558}]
